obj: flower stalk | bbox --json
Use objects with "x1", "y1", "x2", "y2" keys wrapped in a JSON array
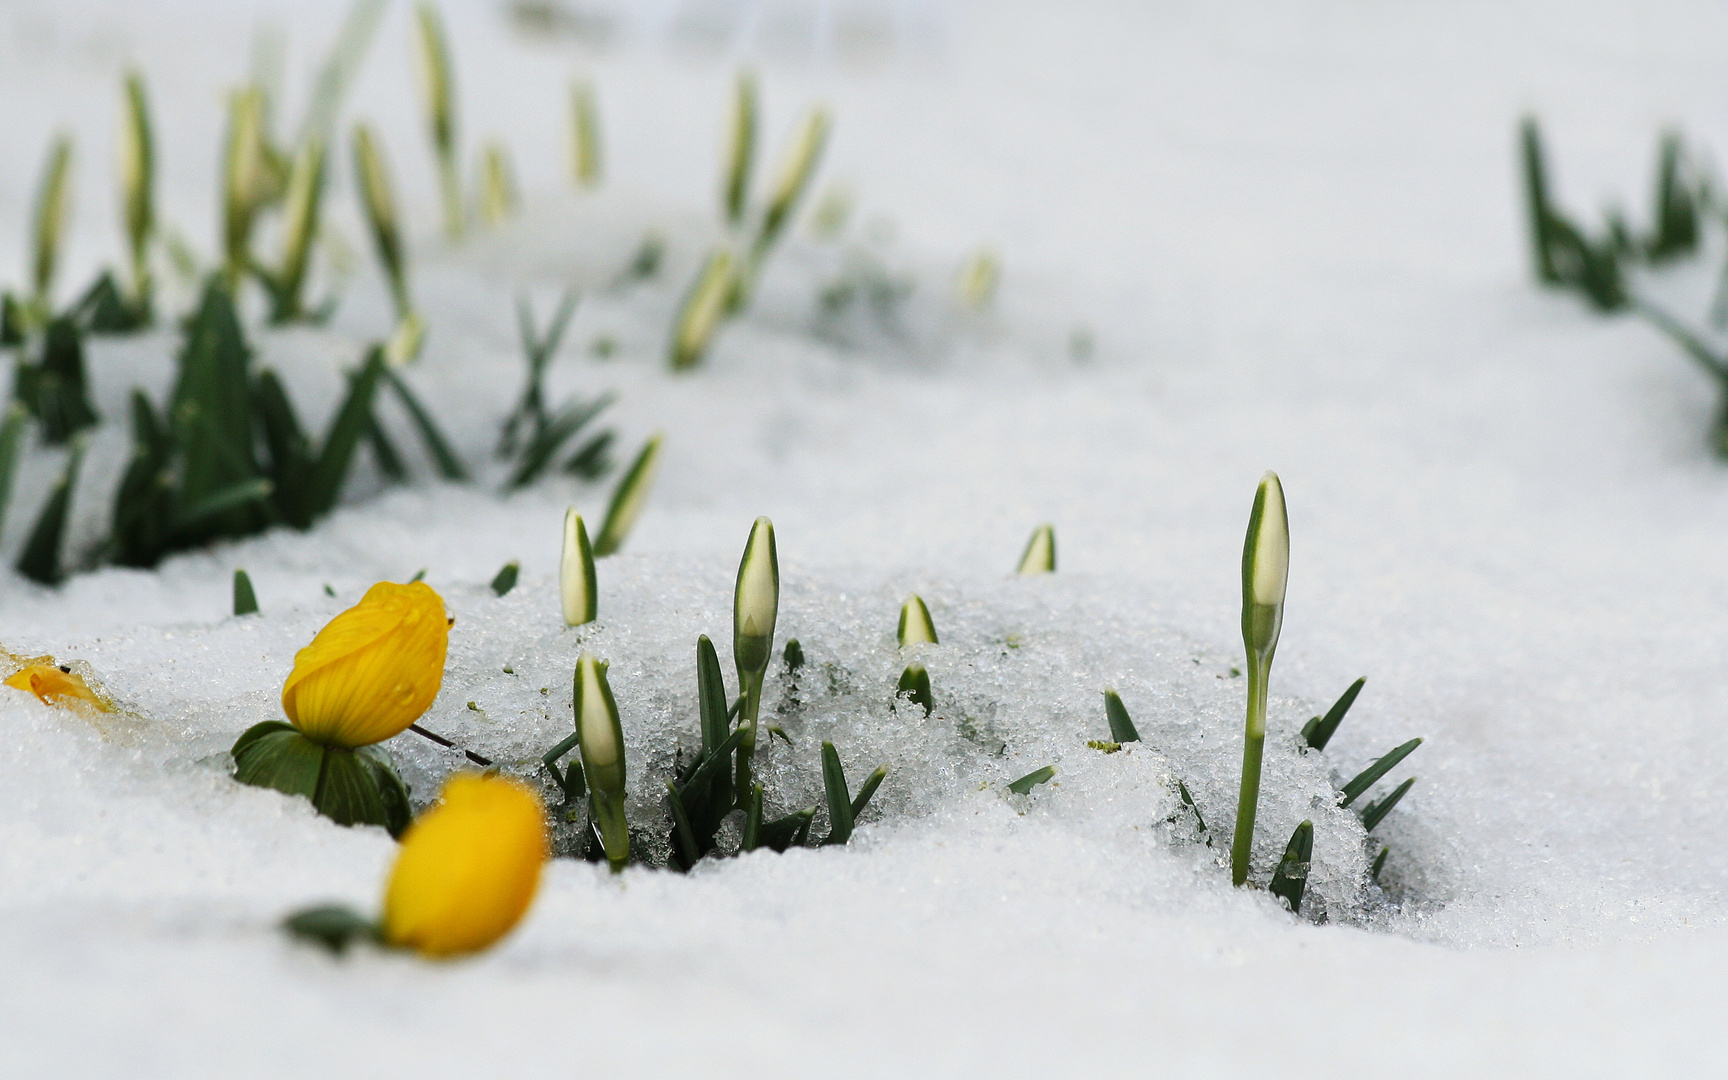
[
  {"x1": 1231, "y1": 472, "x2": 1288, "y2": 887},
  {"x1": 732, "y1": 517, "x2": 779, "y2": 801},
  {"x1": 573, "y1": 653, "x2": 629, "y2": 870}
]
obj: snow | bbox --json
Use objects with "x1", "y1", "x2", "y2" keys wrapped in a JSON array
[{"x1": 4, "y1": 0, "x2": 1728, "y2": 1075}]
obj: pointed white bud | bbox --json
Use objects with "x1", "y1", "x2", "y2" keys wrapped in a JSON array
[
  {"x1": 733, "y1": 517, "x2": 779, "y2": 680},
  {"x1": 561, "y1": 507, "x2": 597, "y2": 626},
  {"x1": 1241, "y1": 471, "x2": 1288, "y2": 657},
  {"x1": 1016, "y1": 524, "x2": 1055, "y2": 575},
  {"x1": 573, "y1": 652, "x2": 628, "y2": 870},
  {"x1": 593, "y1": 434, "x2": 663, "y2": 556},
  {"x1": 897, "y1": 594, "x2": 938, "y2": 646}
]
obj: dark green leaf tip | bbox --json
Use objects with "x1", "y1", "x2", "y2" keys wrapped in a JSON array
[
  {"x1": 1103, "y1": 687, "x2": 1140, "y2": 743},
  {"x1": 1007, "y1": 765, "x2": 1055, "y2": 795},
  {"x1": 1268, "y1": 819, "x2": 1313, "y2": 914},
  {"x1": 233, "y1": 568, "x2": 259, "y2": 615},
  {"x1": 490, "y1": 560, "x2": 519, "y2": 597}
]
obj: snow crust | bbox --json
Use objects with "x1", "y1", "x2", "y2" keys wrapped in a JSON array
[{"x1": 4, "y1": 0, "x2": 1728, "y2": 1075}]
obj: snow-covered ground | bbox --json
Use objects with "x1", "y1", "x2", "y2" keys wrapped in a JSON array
[{"x1": 3, "y1": 0, "x2": 1727, "y2": 1074}]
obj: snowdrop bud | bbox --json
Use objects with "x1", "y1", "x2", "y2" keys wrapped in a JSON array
[
  {"x1": 31, "y1": 134, "x2": 72, "y2": 304},
  {"x1": 478, "y1": 143, "x2": 514, "y2": 226},
  {"x1": 724, "y1": 70, "x2": 757, "y2": 225},
  {"x1": 560, "y1": 507, "x2": 597, "y2": 626},
  {"x1": 119, "y1": 72, "x2": 153, "y2": 276},
  {"x1": 351, "y1": 124, "x2": 409, "y2": 319},
  {"x1": 382, "y1": 773, "x2": 547, "y2": 957},
  {"x1": 733, "y1": 517, "x2": 779, "y2": 680},
  {"x1": 573, "y1": 653, "x2": 629, "y2": 870},
  {"x1": 1240, "y1": 471, "x2": 1288, "y2": 657},
  {"x1": 1017, "y1": 524, "x2": 1056, "y2": 575},
  {"x1": 670, "y1": 249, "x2": 734, "y2": 370},
  {"x1": 759, "y1": 108, "x2": 830, "y2": 250},
  {"x1": 897, "y1": 594, "x2": 938, "y2": 646},
  {"x1": 222, "y1": 87, "x2": 266, "y2": 279},
  {"x1": 278, "y1": 138, "x2": 325, "y2": 308},
  {"x1": 593, "y1": 434, "x2": 663, "y2": 556}
]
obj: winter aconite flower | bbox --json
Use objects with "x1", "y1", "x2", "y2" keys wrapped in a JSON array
[
  {"x1": 282, "y1": 581, "x2": 449, "y2": 749},
  {"x1": 382, "y1": 773, "x2": 548, "y2": 957},
  {"x1": 4, "y1": 660, "x2": 109, "y2": 710}
]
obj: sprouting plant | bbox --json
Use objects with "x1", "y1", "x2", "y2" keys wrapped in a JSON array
[
  {"x1": 665, "y1": 635, "x2": 746, "y2": 869},
  {"x1": 592, "y1": 434, "x2": 663, "y2": 556},
  {"x1": 13, "y1": 315, "x2": 100, "y2": 445},
  {"x1": 119, "y1": 71, "x2": 155, "y2": 321},
  {"x1": 222, "y1": 86, "x2": 273, "y2": 293},
  {"x1": 1268, "y1": 820, "x2": 1313, "y2": 913},
  {"x1": 723, "y1": 71, "x2": 757, "y2": 227},
  {"x1": 1008, "y1": 766, "x2": 1055, "y2": 794},
  {"x1": 668, "y1": 249, "x2": 735, "y2": 370},
  {"x1": 233, "y1": 569, "x2": 260, "y2": 615},
  {"x1": 1300, "y1": 677, "x2": 1424, "y2": 886},
  {"x1": 560, "y1": 508, "x2": 597, "y2": 626},
  {"x1": 731, "y1": 516, "x2": 779, "y2": 800},
  {"x1": 500, "y1": 291, "x2": 617, "y2": 488},
  {"x1": 896, "y1": 662, "x2": 933, "y2": 716},
  {"x1": 570, "y1": 79, "x2": 601, "y2": 189},
  {"x1": 1232, "y1": 472, "x2": 1288, "y2": 887},
  {"x1": 1102, "y1": 687, "x2": 1140, "y2": 742},
  {"x1": 351, "y1": 123, "x2": 424, "y2": 365},
  {"x1": 28, "y1": 134, "x2": 72, "y2": 328},
  {"x1": 1017, "y1": 523, "x2": 1055, "y2": 574},
  {"x1": 898, "y1": 594, "x2": 938, "y2": 646},
  {"x1": 15, "y1": 436, "x2": 85, "y2": 586},
  {"x1": 477, "y1": 143, "x2": 516, "y2": 227},
  {"x1": 414, "y1": 2, "x2": 463, "y2": 240},
  {"x1": 573, "y1": 652, "x2": 629, "y2": 870},
  {"x1": 490, "y1": 560, "x2": 519, "y2": 597}
]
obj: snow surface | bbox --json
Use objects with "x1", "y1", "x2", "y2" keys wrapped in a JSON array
[{"x1": 4, "y1": 0, "x2": 1728, "y2": 1075}]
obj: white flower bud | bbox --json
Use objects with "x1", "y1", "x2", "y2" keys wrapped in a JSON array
[{"x1": 560, "y1": 508, "x2": 597, "y2": 627}]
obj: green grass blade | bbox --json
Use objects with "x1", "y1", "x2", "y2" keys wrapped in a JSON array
[
  {"x1": 1371, "y1": 846, "x2": 1389, "y2": 883},
  {"x1": 1360, "y1": 776, "x2": 1416, "y2": 833},
  {"x1": 307, "y1": 347, "x2": 386, "y2": 517},
  {"x1": 676, "y1": 727, "x2": 746, "y2": 805},
  {"x1": 723, "y1": 71, "x2": 756, "y2": 225},
  {"x1": 666, "y1": 779, "x2": 700, "y2": 869},
  {"x1": 233, "y1": 568, "x2": 259, "y2": 615},
  {"x1": 384, "y1": 367, "x2": 468, "y2": 480},
  {"x1": 0, "y1": 402, "x2": 29, "y2": 539},
  {"x1": 1103, "y1": 687, "x2": 1140, "y2": 743},
  {"x1": 1339, "y1": 738, "x2": 1422, "y2": 807},
  {"x1": 1302, "y1": 676, "x2": 1365, "y2": 751},
  {"x1": 31, "y1": 134, "x2": 73, "y2": 303},
  {"x1": 849, "y1": 764, "x2": 886, "y2": 819},
  {"x1": 1016, "y1": 523, "x2": 1055, "y2": 574},
  {"x1": 1008, "y1": 765, "x2": 1055, "y2": 795},
  {"x1": 820, "y1": 741, "x2": 855, "y2": 845},
  {"x1": 489, "y1": 560, "x2": 519, "y2": 597},
  {"x1": 507, "y1": 393, "x2": 613, "y2": 490},
  {"x1": 1268, "y1": 819, "x2": 1313, "y2": 914},
  {"x1": 16, "y1": 438, "x2": 86, "y2": 585},
  {"x1": 1520, "y1": 117, "x2": 1560, "y2": 285},
  {"x1": 592, "y1": 433, "x2": 662, "y2": 556},
  {"x1": 697, "y1": 634, "x2": 730, "y2": 755},
  {"x1": 1177, "y1": 779, "x2": 1207, "y2": 838},
  {"x1": 741, "y1": 782, "x2": 764, "y2": 852}
]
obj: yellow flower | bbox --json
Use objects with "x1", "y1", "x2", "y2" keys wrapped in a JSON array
[
  {"x1": 382, "y1": 773, "x2": 548, "y2": 957},
  {"x1": 4, "y1": 660, "x2": 110, "y2": 711},
  {"x1": 282, "y1": 581, "x2": 449, "y2": 749}
]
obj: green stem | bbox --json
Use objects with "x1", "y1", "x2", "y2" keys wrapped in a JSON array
[
  {"x1": 733, "y1": 669, "x2": 763, "y2": 804},
  {"x1": 1231, "y1": 652, "x2": 1269, "y2": 886}
]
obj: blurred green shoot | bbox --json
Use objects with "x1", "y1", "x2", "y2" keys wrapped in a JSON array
[
  {"x1": 222, "y1": 87, "x2": 270, "y2": 290},
  {"x1": 896, "y1": 662, "x2": 932, "y2": 716},
  {"x1": 30, "y1": 134, "x2": 73, "y2": 317},
  {"x1": 351, "y1": 124, "x2": 411, "y2": 321},
  {"x1": 1232, "y1": 472, "x2": 1287, "y2": 887},
  {"x1": 1177, "y1": 779, "x2": 1208, "y2": 839},
  {"x1": 17, "y1": 437, "x2": 86, "y2": 585},
  {"x1": 478, "y1": 143, "x2": 515, "y2": 227},
  {"x1": 1519, "y1": 117, "x2": 1560, "y2": 286},
  {"x1": 297, "y1": 0, "x2": 387, "y2": 150},
  {"x1": 414, "y1": 2, "x2": 462, "y2": 239},
  {"x1": 669, "y1": 249, "x2": 735, "y2": 370},
  {"x1": 571, "y1": 79, "x2": 601, "y2": 188},
  {"x1": 233, "y1": 569, "x2": 260, "y2": 615},
  {"x1": 120, "y1": 72, "x2": 155, "y2": 314},
  {"x1": 1360, "y1": 776, "x2": 1415, "y2": 832},
  {"x1": 593, "y1": 434, "x2": 663, "y2": 556},
  {"x1": 1339, "y1": 738, "x2": 1422, "y2": 808},
  {"x1": 560, "y1": 508, "x2": 597, "y2": 625},
  {"x1": 723, "y1": 71, "x2": 757, "y2": 226},
  {"x1": 752, "y1": 108, "x2": 830, "y2": 261},
  {"x1": 1301, "y1": 677, "x2": 1364, "y2": 751},
  {"x1": 1017, "y1": 523, "x2": 1055, "y2": 574},
  {"x1": 261, "y1": 138, "x2": 327, "y2": 323},
  {"x1": 1103, "y1": 687, "x2": 1140, "y2": 743},
  {"x1": 14, "y1": 316, "x2": 100, "y2": 444},
  {"x1": 0, "y1": 403, "x2": 28, "y2": 536},
  {"x1": 819, "y1": 742, "x2": 883, "y2": 845},
  {"x1": 1371, "y1": 847, "x2": 1389, "y2": 883},
  {"x1": 490, "y1": 559, "x2": 519, "y2": 597},
  {"x1": 574, "y1": 653, "x2": 628, "y2": 870},
  {"x1": 958, "y1": 247, "x2": 1000, "y2": 311},
  {"x1": 731, "y1": 517, "x2": 780, "y2": 801},
  {"x1": 1268, "y1": 820, "x2": 1312, "y2": 914},
  {"x1": 897, "y1": 594, "x2": 938, "y2": 646},
  {"x1": 1644, "y1": 132, "x2": 1698, "y2": 263},
  {"x1": 1008, "y1": 765, "x2": 1054, "y2": 795}
]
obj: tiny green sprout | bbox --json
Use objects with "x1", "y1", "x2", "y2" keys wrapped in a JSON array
[
  {"x1": 731, "y1": 517, "x2": 780, "y2": 800},
  {"x1": 1360, "y1": 776, "x2": 1416, "y2": 833},
  {"x1": 593, "y1": 434, "x2": 663, "y2": 556},
  {"x1": 1339, "y1": 738, "x2": 1422, "y2": 808},
  {"x1": 571, "y1": 79, "x2": 601, "y2": 188},
  {"x1": 1371, "y1": 847, "x2": 1389, "y2": 883},
  {"x1": 351, "y1": 124, "x2": 411, "y2": 320},
  {"x1": 120, "y1": 71, "x2": 155, "y2": 312},
  {"x1": 896, "y1": 662, "x2": 933, "y2": 716},
  {"x1": 850, "y1": 764, "x2": 887, "y2": 819},
  {"x1": 413, "y1": 2, "x2": 462, "y2": 239},
  {"x1": 1103, "y1": 687, "x2": 1140, "y2": 743},
  {"x1": 573, "y1": 652, "x2": 628, "y2": 871},
  {"x1": 723, "y1": 70, "x2": 758, "y2": 226},
  {"x1": 477, "y1": 143, "x2": 515, "y2": 227},
  {"x1": 897, "y1": 594, "x2": 938, "y2": 646},
  {"x1": 755, "y1": 107, "x2": 831, "y2": 258},
  {"x1": 31, "y1": 134, "x2": 73, "y2": 311},
  {"x1": 233, "y1": 569, "x2": 260, "y2": 615},
  {"x1": 1008, "y1": 766, "x2": 1055, "y2": 795},
  {"x1": 783, "y1": 637, "x2": 805, "y2": 672},
  {"x1": 958, "y1": 247, "x2": 1000, "y2": 310},
  {"x1": 1519, "y1": 117, "x2": 1560, "y2": 286},
  {"x1": 283, "y1": 904, "x2": 380, "y2": 955},
  {"x1": 1087, "y1": 740, "x2": 1121, "y2": 754},
  {"x1": 820, "y1": 741, "x2": 856, "y2": 846},
  {"x1": 669, "y1": 249, "x2": 735, "y2": 370},
  {"x1": 560, "y1": 508, "x2": 597, "y2": 624},
  {"x1": 1268, "y1": 820, "x2": 1313, "y2": 914},
  {"x1": 1301, "y1": 677, "x2": 1364, "y2": 751},
  {"x1": 1177, "y1": 780, "x2": 1208, "y2": 838},
  {"x1": 1017, "y1": 524, "x2": 1056, "y2": 575},
  {"x1": 490, "y1": 559, "x2": 519, "y2": 598},
  {"x1": 1232, "y1": 471, "x2": 1288, "y2": 888}
]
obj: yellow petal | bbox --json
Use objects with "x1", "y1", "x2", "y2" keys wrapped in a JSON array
[
  {"x1": 282, "y1": 581, "x2": 449, "y2": 748},
  {"x1": 382, "y1": 773, "x2": 548, "y2": 958},
  {"x1": 4, "y1": 662, "x2": 111, "y2": 711}
]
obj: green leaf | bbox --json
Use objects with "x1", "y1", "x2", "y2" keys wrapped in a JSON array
[
  {"x1": 666, "y1": 779, "x2": 700, "y2": 870},
  {"x1": 1371, "y1": 846, "x2": 1389, "y2": 883},
  {"x1": 783, "y1": 638, "x2": 804, "y2": 672},
  {"x1": 849, "y1": 764, "x2": 886, "y2": 819},
  {"x1": 1360, "y1": 776, "x2": 1416, "y2": 833},
  {"x1": 820, "y1": 741, "x2": 855, "y2": 845},
  {"x1": 1103, "y1": 687, "x2": 1140, "y2": 743},
  {"x1": 741, "y1": 782, "x2": 764, "y2": 852},
  {"x1": 232, "y1": 724, "x2": 325, "y2": 800},
  {"x1": 1520, "y1": 117, "x2": 1560, "y2": 286},
  {"x1": 384, "y1": 367, "x2": 468, "y2": 481},
  {"x1": 562, "y1": 430, "x2": 614, "y2": 479},
  {"x1": 16, "y1": 438, "x2": 85, "y2": 585},
  {"x1": 696, "y1": 635, "x2": 730, "y2": 756},
  {"x1": 312, "y1": 744, "x2": 391, "y2": 830},
  {"x1": 1177, "y1": 779, "x2": 1207, "y2": 838},
  {"x1": 365, "y1": 413, "x2": 407, "y2": 481},
  {"x1": 307, "y1": 346, "x2": 386, "y2": 516},
  {"x1": 1008, "y1": 765, "x2": 1055, "y2": 795},
  {"x1": 233, "y1": 569, "x2": 259, "y2": 615},
  {"x1": 0, "y1": 402, "x2": 30, "y2": 539},
  {"x1": 172, "y1": 477, "x2": 273, "y2": 534},
  {"x1": 283, "y1": 904, "x2": 379, "y2": 954},
  {"x1": 356, "y1": 744, "x2": 413, "y2": 838},
  {"x1": 253, "y1": 368, "x2": 314, "y2": 528},
  {"x1": 592, "y1": 434, "x2": 662, "y2": 556},
  {"x1": 1268, "y1": 819, "x2": 1313, "y2": 914},
  {"x1": 507, "y1": 394, "x2": 613, "y2": 490},
  {"x1": 676, "y1": 726, "x2": 746, "y2": 807},
  {"x1": 896, "y1": 663, "x2": 932, "y2": 716},
  {"x1": 172, "y1": 282, "x2": 260, "y2": 526},
  {"x1": 1338, "y1": 738, "x2": 1422, "y2": 808},
  {"x1": 1301, "y1": 677, "x2": 1365, "y2": 751},
  {"x1": 490, "y1": 560, "x2": 519, "y2": 597},
  {"x1": 759, "y1": 806, "x2": 815, "y2": 853}
]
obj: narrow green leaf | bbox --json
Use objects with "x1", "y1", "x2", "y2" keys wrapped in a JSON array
[
  {"x1": 1520, "y1": 117, "x2": 1560, "y2": 285},
  {"x1": 666, "y1": 779, "x2": 700, "y2": 870},
  {"x1": 16, "y1": 438, "x2": 85, "y2": 585},
  {"x1": 283, "y1": 904, "x2": 379, "y2": 954},
  {"x1": 1302, "y1": 677, "x2": 1365, "y2": 751},
  {"x1": 723, "y1": 71, "x2": 757, "y2": 225},
  {"x1": 1177, "y1": 779, "x2": 1207, "y2": 837},
  {"x1": 366, "y1": 412, "x2": 407, "y2": 481},
  {"x1": 1339, "y1": 738, "x2": 1423, "y2": 808},
  {"x1": 351, "y1": 124, "x2": 409, "y2": 317},
  {"x1": 0, "y1": 402, "x2": 29, "y2": 539},
  {"x1": 1016, "y1": 523, "x2": 1055, "y2": 574},
  {"x1": 759, "y1": 805, "x2": 815, "y2": 853},
  {"x1": 233, "y1": 569, "x2": 260, "y2": 615},
  {"x1": 1103, "y1": 687, "x2": 1140, "y2": 743},
  {"x1": 1268, "y1": 819, "x2": 1313, "y2": 914},
  {"x1": 668, "y1": 250, "x2": 734, "y2": 371},
  {"x1": 783, "y1": 637, "x2": 804, "y2": 672},
  {"x1": 849, "y1": 764, "x2": 886, "y2": 819},
  {"x1": 897, "y1": 593, "x2": 938, "y2": 646},
  {"x1": 31, "y1": 134, "x2": 73, "y2": 303},
  {"x1": 507, "y1": 393, "x2": 613, "y2": 490},
  {"x1": 592, "y1": 434, "x2": 662, "y2": 556},
  {"x1": 741, "y1": 782, "x2": 764, "y2": 852},
  {"x1": 296, "y1": 0, "x2": 387, "y2": 150},
  {"x1": 562, "y1": 431, "x2": 614, "y2": 479},
  {"x1": 676, "y1": 727, "x2": 746, "y2": 806},
  {"x1": 1360, "y1": 776, "x2": 1416, "y2": 833},
  {"x1": 696, "y1": 634, "x2": 730, "y2": 755},
  {"x1": 1371, "y1": 846, "x2": 1389, "y2": 883},
  {"x1": 1008, "y1": 765, "x2": 1055, "y2": 795},
  {"x1": 172, "y1": 477, "x2": 274, "y2": 533},
  {"x1": 896, "y1": 662, "x2": 933, "y2": 716},
  {"x1": 490, "y1": 560, "x2": 519, "y2": 597},
  {"x1": 384, "y1": 365, "x2": 467, "y2": 481},
  {"x1": 820, "y1": 741, "x2": 855, "y2": 846},
  {"x1": 307, "y1": 347, "x2": 386, "y2": 517}
]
